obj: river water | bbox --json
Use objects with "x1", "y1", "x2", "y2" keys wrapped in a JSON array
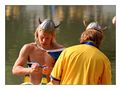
[{"x1": 5, "y1": 5, "x2": 116, "y2": 84}]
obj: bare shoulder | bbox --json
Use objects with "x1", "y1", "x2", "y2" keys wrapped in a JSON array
[{"x1": 21, "y1": 42, "x2": 36, "y2": 52}]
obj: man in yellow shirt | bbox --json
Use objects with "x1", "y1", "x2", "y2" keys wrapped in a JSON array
[{"x1": 49, "y1": 22, "x2": 112, "y2": 85}]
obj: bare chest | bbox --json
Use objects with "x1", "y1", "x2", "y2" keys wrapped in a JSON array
[{"x1": 29, "y1": 49, "x2": 46, "y2": 64}]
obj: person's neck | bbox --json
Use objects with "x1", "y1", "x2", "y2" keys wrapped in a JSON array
[{"x1": 82, "y1": 40, "x2": 95, "y2": 46}]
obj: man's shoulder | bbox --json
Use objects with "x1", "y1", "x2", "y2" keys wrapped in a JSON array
[
  {"x1": 67, "y1": 44, "x2": 81, "y2": 49},
  {"x1": 22, "y1": 42, "x2": 35, "y2": 50},
  {"x1": 63, "y1": 45, "x2": 81, "y2": 53}
]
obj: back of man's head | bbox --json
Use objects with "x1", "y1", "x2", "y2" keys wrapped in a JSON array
[{"x1": 80, "y1": 29, "x2": 104, "y2": 48}]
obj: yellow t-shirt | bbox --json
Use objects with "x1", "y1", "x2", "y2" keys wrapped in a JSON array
[{"x1": 51, "y1": 44, "x2": 112, "y2": 85}]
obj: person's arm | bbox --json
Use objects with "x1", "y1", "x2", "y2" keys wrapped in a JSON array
[
  {"x1": 49, "y1": 49, "x2": 66, "y2": 85},
  {"x1": 12, "y1": 44, "x2": 39, "y2": 76},
  {"x1": 49, "y1": 75, "x2": 60, "y2": 84}
]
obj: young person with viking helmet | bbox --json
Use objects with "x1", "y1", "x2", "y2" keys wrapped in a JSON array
[{"x1": 12, "y1": 19, "x2": 64, "y2": 85}]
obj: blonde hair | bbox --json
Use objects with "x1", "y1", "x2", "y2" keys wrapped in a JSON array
[
  {"x1": 80, "y1": 29, "x2": 104, "y2": 48},
  {"x1": 34, "y1": 25, "x2": 57, "y2": 47}
]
